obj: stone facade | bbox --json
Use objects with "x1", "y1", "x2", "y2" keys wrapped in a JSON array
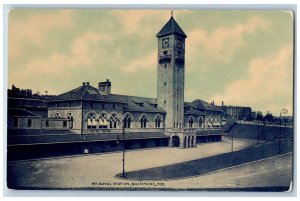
[
  {"x1": 7, "y1": 15, "x2": 224, "y2": 151},
  {"x1": 157, "y1": 17, "x2": 186, "y2": 129}
]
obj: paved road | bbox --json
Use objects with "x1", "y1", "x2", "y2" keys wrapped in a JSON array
[
  {"x1": 117, "y1": 141, "x2": 292, "y2": 181},
  {"x1": 6, "y1": 138, "x2": 292, "y2": 190}
]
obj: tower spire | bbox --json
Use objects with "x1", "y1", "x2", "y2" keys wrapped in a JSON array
[{"x1": 171, "y1": 10, "x2": 173, "y2": 17}]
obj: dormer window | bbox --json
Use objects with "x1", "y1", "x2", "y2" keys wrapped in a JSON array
[{"x1": 132, "y1": 99, "x2": 144, "y2": 107}]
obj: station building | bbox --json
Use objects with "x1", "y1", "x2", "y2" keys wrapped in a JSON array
[{"x1": 7, "y1": 15, "x2": 224, "y2": 160}]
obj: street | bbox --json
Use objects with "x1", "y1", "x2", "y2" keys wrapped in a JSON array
[{"x1": 7, "y1": 137, "x2": 292, "y2": 190}]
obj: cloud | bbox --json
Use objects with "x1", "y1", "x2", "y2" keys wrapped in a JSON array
[
  {"x1": 121, "y1": 51, "x2": 156, "y2": 74},
  {"x1": 12, "y1": 31, "x2": 112, "y2": 79},
  {"x1": 186, "y1": 16, "x2": 270, "y2": 68},
  {"x1": 210, "y1": 44, "x2": 293, "y2": 114},
  {"x1": 9, "y1": 10, "x2": 74, "y2": 59},
  {"x1": 113, "y1": 10, "x2": 189, "y2": 35},
  {"x1": 113, "y1": 10, "x2": 154, "y2": 34}
]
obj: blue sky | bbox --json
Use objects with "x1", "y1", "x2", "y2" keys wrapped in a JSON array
[{"x1": 8, "y1": 9, "x2": 294, "y2": 115}]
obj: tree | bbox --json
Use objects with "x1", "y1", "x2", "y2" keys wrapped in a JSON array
[
  {"x1": 265, "y1": 112, "x2": 274, "y2": 124},
  {"x1": 256, "y1": 111, "x2": 263, "y2": 121}
]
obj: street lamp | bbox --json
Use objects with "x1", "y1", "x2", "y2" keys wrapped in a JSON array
[
  {"x1": 117, "y1": 118, "x2": 126, "y2": 178},
  {"x1": 231, "y1": 129, "x2": 234, "y2": 153},
  {"x1": 257, "y1": 118, "x2": 260, "y2": 145},
  {"x1": 278, "y1": 109, "x2": 288, "y2": 154}
]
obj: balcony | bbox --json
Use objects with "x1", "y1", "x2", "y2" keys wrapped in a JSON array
[
  {"x1": 159, "y1": 54, "x2": 171, "y2": 64},
  {"x1": 175, "y1": 56, "x2": 184, "y2": 64}
]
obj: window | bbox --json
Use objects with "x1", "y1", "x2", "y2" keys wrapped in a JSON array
[
  {"x1": 101, "y1": 103, "x2": 105, "y2": 109},
  {"x1": 46, "y1": 120, "x2": 49, "y2": 128},
  {"x1": 140, "y1": 115, "x2": 147, "y2": 128},
  {"x1": 69, "y1": 102, "x2": 71, "y2": 107},
  {"x1": 199, "y1": 117, "x2": 204, "y2": 128},
  {"x1": 164, "y1": 64, "x2": 167, "y2": 68},
  {"x1": 67, "y1": 113, "x2": 74, "y2": 129},
  {"x1": 164, "y1": 100, "x2": 166, "y2": 105},
  {"x1": 113, "y1": 104, "x2": 116, "y2": 109},
  {"x1": 163, "y1": 51, "x2": 167, "y2": 55},
  {"x1": 87, "y1": 113, "x2": 97, "y2": 129},
  {"x1": 155, "y1": 115, "x2": 162, "y2": 128},
  {"x1": 110, "y1": 114, "x2": 118, "y2": 128},
  {"x1": 99, "y1": 113, "x2": 108, "y2": 128},
  {"x1": 188, "y1": 117, "x2": 194, "y2": 128},
  {"x1": 90, "y1": 101, "x2": 94, "y2": 108},
  {"x1": 123, "y1": 114, "x2": 132, "y2": 128},
  {"x1": 55, "y1": 103, "x2": 58, "y2": 108},
  {"x1": 13, "y1": 118, "x2": 18, "y2": 128},
  {"x1": 54, "y1": 112, "x2": 61, "y2": 118},
  {"x1": 27, "y1": 119, "x2": 32, "y2": 128},
  {"x1": 164, "y1": 82, "x2": 166, "y2": 86},
  {"x1": 63, "y1": 121, "x2": 67, "y2": 127}
]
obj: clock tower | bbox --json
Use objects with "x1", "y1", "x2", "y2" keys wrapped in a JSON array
[{"x1": 156, "y1": 15, "x2": 187, "y2": 129}]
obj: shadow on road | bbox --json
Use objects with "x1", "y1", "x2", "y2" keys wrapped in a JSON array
[{"x1": 116, "y1": 140, "x2": 292, "y2": 181}]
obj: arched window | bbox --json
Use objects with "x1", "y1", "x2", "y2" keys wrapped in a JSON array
[
  {"x1": 99, "y1": 113, "x2": 108, "y2": 128},
  {"x1": 54, "y1": 112, "x2": 61, "y2": 118},
  {"x1": 207, "y1": 117, "x2": 212, "y2": 128},
  {"x1": 110, "y1": 114, "x2": 118, "y2": 128},
  {"x1": 155, "y1": 115, "x2": 162, "y2": 128},
  {"x1": 212, "y1": 117, "x2": 221, "y2": 127},
  {"x1": 67, "y1": 113, "x2": 74, "y2": 129},
  {"x1": 199, "y1": 116, "x2": 204, "y2": 128},
  {"x1": 188, "y1": 116, "x2": 194, "y2": 128},
  {"x1": 123, "y1": 113, "x2": 132, "y2": 128},
  {"x1": 140, "y1": 114, "x2": 147, "y2": 128},
  {"x1": 87, "y1": 113, "x2": 97, "y2": 129}
]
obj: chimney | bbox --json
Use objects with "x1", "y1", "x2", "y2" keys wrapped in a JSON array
[
  {"x1": 82, "y1": 82, "x2": 86, "y2": 86},
  {"x1": 87, "y1": 82, "x2": 89, "y2": 85},
  {"x1": 98, "y1": 79, "x2": 111, "y2": 94},
  {"x1": 222, "y1": 101, "x2": 224, "y2": 106}
]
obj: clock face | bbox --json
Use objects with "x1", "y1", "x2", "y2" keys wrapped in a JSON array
[{"x1": 162, "y1": 38, "x2": 169, "y2": 48}]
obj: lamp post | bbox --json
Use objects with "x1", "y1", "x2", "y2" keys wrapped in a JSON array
[
  {"x1": 118, "y1": 118, "x2": 126, "y2": 178},
  {"x1": 231, "y1": 130, "x2": 233, "y2": 153},
  {"x1": 122, "y1": 123, "x2": 125, "y2": 178},
  {"x1": 278, "y1": 109, "x2": 288, "y2": 154},
  {"x1": 257, "y1": 119, "x2": 260, "y2": 145}
]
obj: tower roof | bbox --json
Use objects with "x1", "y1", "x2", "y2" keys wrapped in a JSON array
[{"x1": 156, "y1": 16, "x2": 187, "y2": 38}]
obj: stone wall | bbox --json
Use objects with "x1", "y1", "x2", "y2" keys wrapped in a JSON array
[{"x1": 229, "y1": 123, "x2": 294, "y2": 141}]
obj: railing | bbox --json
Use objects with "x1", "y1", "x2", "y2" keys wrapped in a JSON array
[
  {"x1": 236, "y1": 120, "x2": 293, "y2": 128},
  {"x1": 175, "y1": 56, "x2": 184, "y2": 64},
  {"x1": 82, "y1": 127, "x2": 165, "y2": 134},
  {"x1": 159, "y1": 55, "x2": 171, "y2": 63}
]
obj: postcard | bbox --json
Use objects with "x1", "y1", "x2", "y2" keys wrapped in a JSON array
[{"x1": 6, "y1": 9, "x2": 294, "y2": 191}]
